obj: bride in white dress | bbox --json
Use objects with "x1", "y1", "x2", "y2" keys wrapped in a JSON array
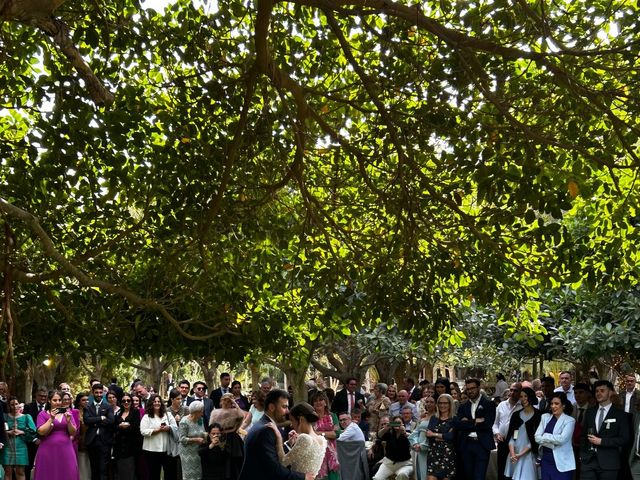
[{"x1": 269, "y1": 402, "x2": 327, "y2": 477}]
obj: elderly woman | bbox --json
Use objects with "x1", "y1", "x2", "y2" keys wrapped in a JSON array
[
  {"x1": 179, "y1": 401, "x2": 206, "y2": 480},
  {"x1": 367, "y1": 383, "x2": 391, "y2": 434}
]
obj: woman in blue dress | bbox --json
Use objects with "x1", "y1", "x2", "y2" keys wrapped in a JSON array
[
  {"x1": 409, "y1": 395, "x2": 435, "y2": 480},
  {"x1": 504, "y1": 387, "x2": 541, "y2": 480}
]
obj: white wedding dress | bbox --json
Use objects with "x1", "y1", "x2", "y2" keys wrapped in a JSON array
[{"x1": 282, "y1": 433, "x2": 327, "y2": 476}]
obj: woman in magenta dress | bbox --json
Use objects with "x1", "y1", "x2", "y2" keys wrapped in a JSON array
[{"x1": 33, "y1": 390, "x2": 79, "y2": 480}]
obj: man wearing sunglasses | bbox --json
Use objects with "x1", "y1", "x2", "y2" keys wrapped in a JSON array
[{"x1": 187, "y1": 381, "x2": 213, "y2": 422}]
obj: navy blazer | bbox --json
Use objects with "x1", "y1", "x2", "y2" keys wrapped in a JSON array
[
  {"x1": 456, "y1": 395, "x2": 496, "y2": 452},
  {"x1": 238, "y1": 416, "x2": 304, "y2": 480},
  {"x1": 580, "y1": 404, "x2": 630, "y2": 471},
  {"x1": 187, "y1": 396, "x2": 213, "y2": 424},
  {"x1": 83, "y1": 401, "x2": 115, "y2": 446}
]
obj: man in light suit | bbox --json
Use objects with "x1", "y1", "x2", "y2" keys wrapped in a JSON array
[
  {"x1": 456, "y1": 378, "x2": 496, "y2": 480},
  {"x1": 331, "y1": 377, "x2": 365, "y2": 416},
  {"x1": 238, "y1": 389, "x2": 314, "y2": 480},
  {"x1": 84, "y1": 383, "x2": 115, "y2": 480},
  {"x1": 581, "y1": 379, "x2": 630, "y2": 480}
]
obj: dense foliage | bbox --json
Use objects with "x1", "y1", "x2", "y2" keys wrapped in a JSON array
[{"x1": 1, "y1": 0, "x2": 639, "y2": 377}]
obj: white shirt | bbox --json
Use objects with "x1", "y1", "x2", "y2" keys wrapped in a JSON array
[
  {"x1": 625, "y1": 390, "x2": 635, "y2": 413},
  {"x1": 554, "y1": 385, "x2": 575, "y2": 404},
  {"x1": 468, "y1": 397, "x2": 482, "y2": 439},
  {"x1": 337, "y1": 421, "x2": 365, "y2": 442},
  {"x1": 492, "y1": 399, "x2": 521, "y2": 437},
  {"x1": 595, "y1": 402, "x2": 613, "y2": 433}
]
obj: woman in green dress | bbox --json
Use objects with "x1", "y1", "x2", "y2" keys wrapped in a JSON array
[
  {"x1": 179, "y1": 400, "x2": 206, "y2": 480},
  {"x1": 2, "y1": 396, "x2": 36, "y2": 480}
]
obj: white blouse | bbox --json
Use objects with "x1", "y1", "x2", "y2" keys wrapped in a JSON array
[{"x1": 140, "y1": 413, "x2": 177, "y2": 452}]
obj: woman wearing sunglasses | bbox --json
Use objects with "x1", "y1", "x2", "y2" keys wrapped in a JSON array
[{"x1": 113, "y1": 393, "x2": 142, "y2": 480}]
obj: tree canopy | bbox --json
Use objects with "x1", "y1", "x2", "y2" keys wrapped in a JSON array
[{"x1": 1, "y1": 0, "x2": 639, "y2": 374}]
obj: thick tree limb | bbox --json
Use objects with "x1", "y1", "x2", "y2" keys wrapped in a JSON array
[
  {"x1": 33, "y1": 17, "x2": 114, "y2": 106},
  {"x1": 0, "y1": 197, "x2": 230, "y2": 341}
]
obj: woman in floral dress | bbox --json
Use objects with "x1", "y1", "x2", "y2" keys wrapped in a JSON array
[
  {"x1": 311, "y1": 391, "x2": 340, "y2": 480},
  {"x1": 426, "y1": 393, "x2": 457, "y2": 480}
]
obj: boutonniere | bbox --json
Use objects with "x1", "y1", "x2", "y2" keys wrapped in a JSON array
[
  {"x1": 477, "y1": 405, "x2": 484, "y2": 410},
  {"x1": 604, "y1": 418, "x2": 616, "y2": 429}
]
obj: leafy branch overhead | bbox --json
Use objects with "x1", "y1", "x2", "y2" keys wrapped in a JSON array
[
  {"x1": 0, "y1": 0, "x2": 639, "y2": 356},
  {"x1": 1, "y1": 0, "x2": 114, "y2": 105}
]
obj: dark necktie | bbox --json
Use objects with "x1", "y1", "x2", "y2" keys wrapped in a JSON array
[{"x1": 577, "y1": 408, "x2": 584, "y2": 424}]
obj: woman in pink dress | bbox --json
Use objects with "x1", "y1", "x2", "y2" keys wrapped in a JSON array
[
  {"x1": 310, "y1": 391, "x2": 340, "y2": 480},
  {"x1": 33, "y1": 390, "x2": 79, "y2": 480}
]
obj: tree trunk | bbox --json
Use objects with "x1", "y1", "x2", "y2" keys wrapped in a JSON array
[
  {"x1": 248, "y1": 359, "x2": 261, "y2": 392},
  {"x1": 374, "y1": 359, "x2": 400, "y2": 385},
  {"x1": 199, "y1": 357, "x2": 218, "y2": 392},
  {"x1": 22, "y1": 360, "x2": 34, "y2": 402},
  {"x1": 283, "y1": 366, "x2": 308, "y2": 403}
]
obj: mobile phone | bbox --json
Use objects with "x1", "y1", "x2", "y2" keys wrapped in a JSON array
[
  {"x1": 161, "y1": 422, "x2": 167, "y2": 426},
  {"x1": 58, "y1": 408, "x2": 67, "y2": 414}
]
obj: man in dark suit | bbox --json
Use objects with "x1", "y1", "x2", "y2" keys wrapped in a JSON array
[
  {"x1": 84, "y1": 383, "x2": 115, "y2": 480},
  {"x1": 581, "y1": 379, "x2": 630, "y2": 480},
  {"x1": 629, "y1": 404, "x2": 640, "y2": 479},
  {"x1": 178, "y1": 379, "x2": 192, "y2": 406},
  {"x1": 331, "y1": 377, "x2": 365, "y2": 416},
  {"x1": 537, "y1": 376, "x2": 556, "y2": 414},
  {"x1": 210, "y1": 372, "x2": 232, "y2": 409},
  {"x1": 403, "y1": 377, "x2": 422, "y2": 402},
  {"x1": 187, "y1": 381, "x2": 213, "y2": 422},
  {"x1": 456, "y1": 378, "x2": 497, "y2": 480},
  {"x1": 239, "y1": 389, "x2": 314, "y2": 480},
  {"x1": 23, "y1": 387, "x2": 48, "y2": 480},
  {"x1": 623, "y1": 374, "x2": 639, "y2": 414}
]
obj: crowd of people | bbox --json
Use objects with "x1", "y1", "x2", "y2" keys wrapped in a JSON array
[{"x1": 0, "y1": 369, "x2": 637, "y2": 480}]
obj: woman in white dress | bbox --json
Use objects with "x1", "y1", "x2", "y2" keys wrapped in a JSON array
[{"x1": 270, "y1": 402, "x2": 327, "y2": 477}]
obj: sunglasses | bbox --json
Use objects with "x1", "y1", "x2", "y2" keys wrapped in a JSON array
[
  {"x1": 122, "y1": 399, "x2": 131, "y2": 404},
  {"x1": 195, "y1": 387, "x2": 205, "y2": 391}
]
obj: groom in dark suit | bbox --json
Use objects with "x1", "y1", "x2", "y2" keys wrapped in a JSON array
[
  {"x1": 84, "y1": 383, "x2": 115, "y2": 480},
  {"x1": 239, "y1": 389, "x2": 314, "y2": 480},
  {"x1": 581, "y1": 379, "x2": 630, "y2": 480},
  {"x1": 456, "y1": 378, "x2": 496, "y2": 480}
]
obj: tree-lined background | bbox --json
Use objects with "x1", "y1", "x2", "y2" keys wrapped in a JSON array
[{"x1": 1, "y1": 0, "x2": 639, "y2": 398}]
